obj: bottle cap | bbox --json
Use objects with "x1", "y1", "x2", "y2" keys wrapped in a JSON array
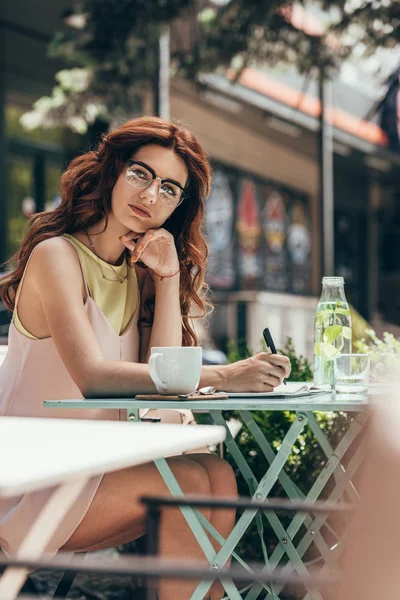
[{"x1": 322, "y1": 276, "x2": 344, "y2": 285}]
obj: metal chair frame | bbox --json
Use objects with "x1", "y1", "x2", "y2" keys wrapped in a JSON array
[{"x1": 1, "y1": 496, "x2": 354, "y2": 600}]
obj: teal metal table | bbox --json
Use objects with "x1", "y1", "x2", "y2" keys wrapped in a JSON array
[{"x1": 45, "y1": 393, "x2": 368, "y2": 600}]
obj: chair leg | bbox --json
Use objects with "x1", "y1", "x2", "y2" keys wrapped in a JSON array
[
  {"x1": 21, "y1": 576, "x2": 44, "y2": 598},
  {"x1": 52, "y1": 553, "x2": 86, "y2": 599},
  {"x1": 1, "y1": 558, "x2": 43, "y2": 598},
  {"x1": 51, "y1": 571, "x2": 78, "y2": 599}
]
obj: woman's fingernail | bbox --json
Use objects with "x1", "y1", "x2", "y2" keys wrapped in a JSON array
[
  {"x1": 148, "y1": 234, "x2": 154, "y2": 239},
  {"x1": 119, "y1": 235, "x2": 126, "y2": 241},
  {"x1": 130, "y1": 254, "x2": 137, "y2": 265},
  {"x1": 137, "y1": 244, "x2": 143, "y2": 252}
]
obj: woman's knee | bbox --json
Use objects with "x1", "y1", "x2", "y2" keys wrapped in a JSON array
[
  {"x1": 168, "y1": 456, "x2": 212, "y2": 496},
  {"x1": 188, "y1": 454, "x2": 237, "y2": 496}
]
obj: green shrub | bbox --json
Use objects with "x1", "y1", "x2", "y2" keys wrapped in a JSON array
[
  {"x1": 221, "y1": 337, "x2": 352, "y2": 579},
  {"x1": 354, "y1": 329, "x2": 400, "y2": 382}
]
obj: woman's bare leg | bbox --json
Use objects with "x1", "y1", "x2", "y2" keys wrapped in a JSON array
[
  {"x1": 61, "y1": 456, "x2": 215, "y2": 600},
  {"x1": 186, "y1": 454, "x2": 237, "y2": 600}
]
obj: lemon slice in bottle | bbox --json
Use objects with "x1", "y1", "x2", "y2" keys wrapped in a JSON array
[
  {"x1": 323, "y1": 325, "x2": 342, "y2": 343},
  {"x1": 314, "y1": 342, "x2": 340, "y2": 361}
]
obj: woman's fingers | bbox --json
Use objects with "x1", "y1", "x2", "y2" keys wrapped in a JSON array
[
  {"x1": 263, "y1": 373, "x2": 282, "y2": 387},
  {"x1": 129, "y1": 234, "x2": 152, "y2": 263},
  {"x1": 121, "y1": 230, "x2": 157, "y2": 263},
  {"x1": 127, "y1": 229, "x2": 176, "y2": 265},
  {"x1": 262, "y1": 383, "x2": 275, "y2": 392},
  {"x1": 120, "y1": 230, "x2": 140, "y2": 241},
  {"x1": 251, "y1": 353, "x2": 291, "y2": 386},
  {"x1": 119, "y1": 231, "x2": 141, "y2": 253},
  {"x1": 121, "y1": 238, "x2": 137, "y2": 252},
  {"x1": 265, "y1": 364, "x2": 286, "y2": 381},
  {"x1": 261, "y1": 353, "x2": 292, "y2": 377},
  {"x1": 225, "y1": 352, "x2": 292, "y2": 392},
  {"x1": 136, "y1": 230, "x2": 159, "y2": 257}
]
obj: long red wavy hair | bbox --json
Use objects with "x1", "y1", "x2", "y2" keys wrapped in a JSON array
[{"x1": 0, "y1": 116, "x2": 213, "y2": 346}]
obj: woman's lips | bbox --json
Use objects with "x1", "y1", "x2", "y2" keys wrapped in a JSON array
[{"x1": 128, "y1": 204, "x2": 152, "y2": 218}]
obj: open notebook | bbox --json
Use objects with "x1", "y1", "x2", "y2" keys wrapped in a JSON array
[{"x1": 227, "y1": 382, "x2": 326, "y2": 398}]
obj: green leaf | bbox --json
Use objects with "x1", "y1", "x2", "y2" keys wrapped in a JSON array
[
  {"x1": 315, "y1": 310, "x2": 334, "y2": 320},
  {"x1": 323, "y1": 325, "x2": 342, "y2": 343},
  {"x1": 336, "y1": 308, "x2": 350, "y2": 316}
]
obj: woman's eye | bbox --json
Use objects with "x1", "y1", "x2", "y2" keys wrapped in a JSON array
[
  {"x1": 161, "y1": 184, "x2": 176, "y2": 196},
  {"x1": 133, "y1": 169, "x2": 148, "y2": 180}
]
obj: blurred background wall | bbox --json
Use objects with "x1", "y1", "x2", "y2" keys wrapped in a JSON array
[{"x1": 1, "y1": 1, "x2": 399, "y2": 357}]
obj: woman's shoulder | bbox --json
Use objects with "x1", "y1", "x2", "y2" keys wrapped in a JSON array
[
  {"x1": 31, "y1": 236, "x2": 79, "y2": 259},
  {"x1": 28, "y1": 236, "x2": 83, "y2": 281},
  {"x1": 16, "y1": 237, "x2": 86, "y2": 321}
]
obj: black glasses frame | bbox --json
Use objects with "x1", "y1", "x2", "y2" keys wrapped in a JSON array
[{"x1": 125, "y1": 159, "x2": 188, "y2": 206}]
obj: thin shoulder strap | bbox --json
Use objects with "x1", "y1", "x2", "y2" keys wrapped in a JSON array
[
  {"x1": 14, "y1": 236, "x2": 90, "y2": 311},
  {"x1": 59, "y1": 235, "x2": 91, "y2": 298}
]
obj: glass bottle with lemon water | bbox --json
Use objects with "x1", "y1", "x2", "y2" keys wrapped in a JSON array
[{"x1": 314, "y1": 277, "x2": 352, "y2": 386}]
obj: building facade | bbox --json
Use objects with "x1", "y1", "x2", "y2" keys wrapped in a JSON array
[
  {"x1": 169, "y1": 75, "x2": 400, "y2": 357},
  {"x1": 1, "y1": 2, "x2": 400, "y2": 355}
]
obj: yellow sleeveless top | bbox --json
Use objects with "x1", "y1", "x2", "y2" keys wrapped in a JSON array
[{"x1": 14, "y1": 234, "x2": 139, "y2": 339}]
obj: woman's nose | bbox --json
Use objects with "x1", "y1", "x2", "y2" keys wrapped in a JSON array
[{"x1": 140, "y1": 180, "x2": 159, "y2": 204}]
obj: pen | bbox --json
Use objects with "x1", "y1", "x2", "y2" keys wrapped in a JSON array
[{"x1": 263, "y1": 327, "x2": 287, "y2": 385}]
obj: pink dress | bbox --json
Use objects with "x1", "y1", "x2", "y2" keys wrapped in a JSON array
[{"x1": 0, "y1": 236, "x2": 140, "y2": 555}]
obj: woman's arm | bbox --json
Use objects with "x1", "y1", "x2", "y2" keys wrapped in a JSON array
[
  {"x1": 147, "y1": 274, "x2": 182, "y2": 352},
  {"x1": 33, "y1": 238, "x2": 290, "y2": 397},
  {"x1": 136, "y1": 273, "x2": 290, "y2": 391},
  {"x1": 32, "y1": 238, "x2": 157, "y2": 397},
  {"x1": 199, "y1": 354, "x2": 291, "y2": 392},
  {"x1": 137, "y1": 269, "x2": 182, "y2": 362},
  {"x1": 122, "y1": 228, "x2": 183, "y2": 362}
]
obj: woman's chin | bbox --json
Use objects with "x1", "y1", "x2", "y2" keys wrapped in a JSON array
[{"x1": 119, "y1": 219, "x2": 146, "y2": 235}]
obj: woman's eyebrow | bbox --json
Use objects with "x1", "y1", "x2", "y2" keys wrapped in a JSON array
[
  {"x1": 163, "y1": 177, "x2": 186, "y2": 189},
  {"x1": 134, "y1": 160, "x2": 186, "y2": 189}
]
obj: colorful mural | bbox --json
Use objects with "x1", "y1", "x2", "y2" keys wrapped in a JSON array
[
  {"x1": 204, "y1": 168, "x2": 235, "y2": 289},
  {"x1": 205, "y1": 162, "x2": 312, "y2": 295},
  {"x1": 237, "y1": 178, "x2": 262, "y2": 289},
  {"x1": 263, "y1": 187, "x2": 288, "y2": 292},
  {"x1": 287, "y1": 198, "x2": 312, "y2": 293}
]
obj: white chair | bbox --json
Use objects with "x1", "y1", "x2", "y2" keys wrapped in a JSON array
[{"x1": 0, "y1": 416, "x2": 226, "y2": 600}]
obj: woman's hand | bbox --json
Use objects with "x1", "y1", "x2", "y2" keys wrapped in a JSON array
[
  {"x1": 223, "y1": 353, "x2": 291, "y2": 392},
  {"x1": 120, "y1": 228, "x2": 179, "y2": 277}
]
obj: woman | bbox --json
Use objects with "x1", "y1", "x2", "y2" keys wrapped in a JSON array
[{"x1": 0, "y1": 117, "x2": 290, "y2": 599}]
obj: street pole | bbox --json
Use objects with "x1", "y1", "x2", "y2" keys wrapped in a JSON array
[
  {"x1": 318, "y1": 69, "x2": 335, "y2": 277},
  {"x1": 153, "y1": 26, "x2": 170, "y2": 120},
  {"x1": 0, "y1": 38, "x2": 6, "y2": 266}
]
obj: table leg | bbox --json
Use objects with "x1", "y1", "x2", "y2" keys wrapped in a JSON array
[
  {"x1": 209, "y1": 410, "x2": 276, "y2": 597},
  {"x1": 0, "y1": 477, "x2": 89, "y2": 600},
  {"x1": 207, "y1": 409, "x2": 365, "y2": 600},
  {"x1": 270, "y1": 437, "x2": 366, "y2": 597},
  {"x1": 243, "y1": 413, "x2": 366, "y2": 600},
  {"x1": 195, "y1": 413, "x2": 314, "y2": 600},
  {"x1": 240, "y1": 410, "x2": 334, "y2": 569},
  {"x1": 307, "y1": 412, "x2": 361, "y2": 504},
  {"x1": 241, "y1": 410, "x2": 366, "y2": 578},
  {"x1": 154, "y1": 458, "x2": 244, "y2": 600}
]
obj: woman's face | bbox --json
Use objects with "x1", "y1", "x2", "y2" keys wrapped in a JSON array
[{"x1": 111, "y1": 144, "x2": 188, "y2": 234}]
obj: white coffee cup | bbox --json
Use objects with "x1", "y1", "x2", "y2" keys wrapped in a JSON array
[{"x1": 149, "y1": 347, "x2": 202, "y2": 395}]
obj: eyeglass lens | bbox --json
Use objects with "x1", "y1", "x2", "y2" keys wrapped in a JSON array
[{"x1": 126, "y1": 163, "x2": 183, "y2": 206}]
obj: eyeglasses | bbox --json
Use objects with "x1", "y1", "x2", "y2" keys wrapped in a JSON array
[{"x1": 125, "y1": 160, "x2": 187, "y2": 208}]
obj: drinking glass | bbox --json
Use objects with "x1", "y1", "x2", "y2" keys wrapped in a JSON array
[{"x1": 334, "y1": 354, "x2": 370, "y2": 394}]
